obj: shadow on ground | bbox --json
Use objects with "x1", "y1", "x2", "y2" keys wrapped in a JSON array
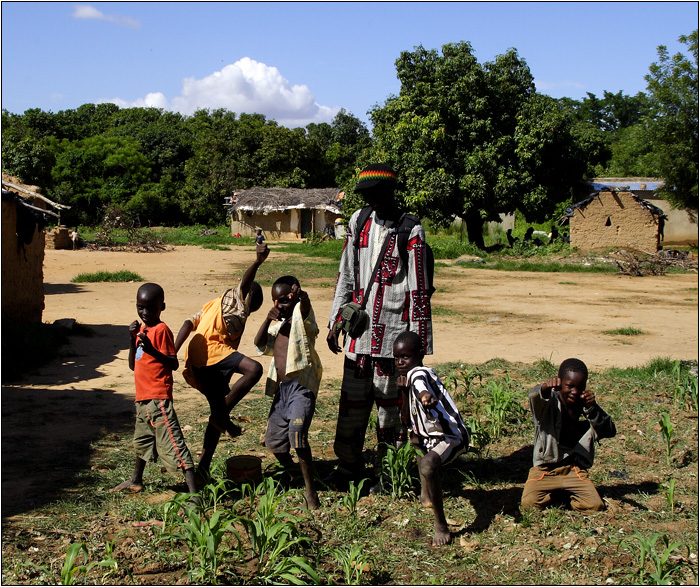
[{"x1": 1, "y1": 323, "x2": 135, "y2": 519}]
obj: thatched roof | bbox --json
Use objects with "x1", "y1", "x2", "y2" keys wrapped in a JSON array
[{"x1": 228, "y1": 188, "x2": 342, "y2": 214}]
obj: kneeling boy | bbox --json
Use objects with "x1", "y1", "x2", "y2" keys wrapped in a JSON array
[
  {"x1": 394, "y1": 331, "x2": 470, "y2": 546},
  {"x1": 254, "y1": 276, "x2": 322, "y2": 509},
  {"x1": 521, "y1": 358, "x2": 616, "y2": 512}
]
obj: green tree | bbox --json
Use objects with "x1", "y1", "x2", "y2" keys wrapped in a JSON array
[
  {"x1": 644, "y1": 30, "x2": 698, "y2": 210},
  {"x1": 369, "y1": 42, "x2": 585, "y2": 247}
]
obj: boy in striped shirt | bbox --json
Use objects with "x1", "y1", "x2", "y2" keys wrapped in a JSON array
[{"x1": 394, "y1": 331, "x2": 469, "y2": 546}]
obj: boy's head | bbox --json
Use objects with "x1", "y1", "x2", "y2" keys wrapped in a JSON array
[
  {"x1": 557, "y1": 358, "x2": 588, "y2": 409},
  {"x1": 136, "y1": 283, "x2": 165, "y2": 327},
  {"x1": 393, "y1": 331, "x2": 424, "y2": 376},
  {"x1": 271, "y1": 275, "x2": 301, "y2": 319},
  {"x1": 249, "y1": 282, "x2": 263, "y2": 313},
  {"x1": 355, "y1": 163, "x2": 397, "y2": 214}
]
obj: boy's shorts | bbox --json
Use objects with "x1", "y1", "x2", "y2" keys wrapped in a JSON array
[
  {"x1": 193, "y1": 351, "x2": 245, "y2": 411},
  {"x1": 413, "y1": 433, "x2": 466, "y2": 466},
  {"x1": 265, "y1": 379, "x2": 316, "y2": 453},
  {"x1": 134, "y1": 399, "x2": 195, "y2": 474}
]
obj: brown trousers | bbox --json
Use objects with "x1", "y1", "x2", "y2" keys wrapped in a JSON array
[{"x1": 521, "y1": 464, "x2": 605, "y2": 512}]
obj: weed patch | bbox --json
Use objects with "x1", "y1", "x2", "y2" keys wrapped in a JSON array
[{"x1": 71, "y1": 270, "x2": 144, "y2": 283}]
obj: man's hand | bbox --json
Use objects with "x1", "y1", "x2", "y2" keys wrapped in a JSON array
[
  {"x1": 256, "y1": 243, "x2": 270, "y2": 264},
  {"x1": 326, "y1": 329, "x2": 341, "y2": 354},
  {"x1": 396, "y1": 375, "x2": 408, "y2": 390}
]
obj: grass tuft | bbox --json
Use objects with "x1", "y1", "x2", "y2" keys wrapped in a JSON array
[{"x1": 71, "y1": 270, "x2": 144, "y2": 283}]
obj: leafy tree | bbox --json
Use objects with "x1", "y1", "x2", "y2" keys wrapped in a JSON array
[
  {"x1": 644, "y1": 30, "x2": 698, "y2": 210},
  {"x1": 369, "y1": 42, "x2": 585, "y2": 247}
]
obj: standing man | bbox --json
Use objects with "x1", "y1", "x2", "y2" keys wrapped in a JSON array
[{"x1": 326, "y1": 163, "x2": 433, "y2": 490}]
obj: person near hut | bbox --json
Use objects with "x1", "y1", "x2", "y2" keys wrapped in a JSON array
[
  {"x1": 71, "y1": 227, "x2": 79, "y2": 250},
  {"x1": 325, "y1": 163, "x2": 433, "y2": 491},
  {"x1": 174, "y1": 244, "x2": 269, "y2": 479},
  {"x1": 253, "y1": 275, "x2": 322, "y2": 509},
  {"x1": 521, "y1": 358, "x2": 616, "y2": 512},
  {"x1": 111, "y1": 283, "x2": 198, "y2": 496}
]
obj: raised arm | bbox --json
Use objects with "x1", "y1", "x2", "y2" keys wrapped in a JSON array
[
  {"x1": 240, "y1": 244, "x2": 269, "y2": 298},
  {"x1": 174, "y1": 319, "x2": 195, "y2": 353}
]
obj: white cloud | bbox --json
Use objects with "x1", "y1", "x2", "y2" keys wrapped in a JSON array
[
  {"x1": 98, "y1": 58, "x2": 339, "y2": 128},
  {"x1": 72, "y1": 4, "x2": 140, "y2": 29}
]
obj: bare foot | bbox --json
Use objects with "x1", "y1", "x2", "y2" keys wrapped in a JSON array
[
  {"x1": 208, "y1": 416, "x2": 245, "y2": 439},
  {"x1": 432, "y1": 523, "x2": 451, "y2": 546},
  {"x1": 109, "y1": 480, "x2": 143, "y2": 493},
  {"x1": 304, "y1": 488, "x2": 320, "y2": 510}
]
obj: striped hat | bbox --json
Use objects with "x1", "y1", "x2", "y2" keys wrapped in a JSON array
[{"x1": 355, "y1": 163, "x2": 397, "y2": 192}]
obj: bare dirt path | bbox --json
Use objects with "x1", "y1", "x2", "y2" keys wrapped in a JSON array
[{"x1": 2, "y1": 246, "x2": 697, "y2": 517}]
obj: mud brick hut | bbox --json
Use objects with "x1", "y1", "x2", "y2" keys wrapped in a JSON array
[
  {"x1": 563, "y1": 188, "x2": 667, "y2": 254},
  {"x1": 2, "y1": 174, "x2": 68, "y2": 323},
  {"x1": 226, "y1": 188, "x2": 342, "y2": 240}
]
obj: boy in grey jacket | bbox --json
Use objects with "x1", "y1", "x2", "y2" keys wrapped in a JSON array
[{"x1": 521, "y1": 358, "x2": 616, "y2": 512}]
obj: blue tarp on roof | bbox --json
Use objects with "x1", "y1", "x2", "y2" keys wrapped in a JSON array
[{"x1": 587, "y1": 180, "x2": 664, "y2": 191}]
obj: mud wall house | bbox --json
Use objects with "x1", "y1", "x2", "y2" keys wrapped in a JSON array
[
  {"x1": 564, "y1": 189, "x2": 667, "y2": 254},
  {"x1": 226, "y1": 188, "x2": 342, "y2": 240},
  {"x1": 580, "y1": 179, "x2": 698, "y2": 246},
  {"x1": 1, "y1": 175, "x2": 68, "y2": 323}
]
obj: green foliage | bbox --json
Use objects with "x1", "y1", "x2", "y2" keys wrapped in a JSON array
[
  {"x1": 671, "y1": 360, "x2": 699, "y2": 411},
  {"x1": 644, "y1": 30, "x2": 699, "y2": 211},
  {"x1": 368, "y1": 42, "x2": 585, "y2": 247},
  {"x1": 380, "y1": 442, "x2": 417, "y2": 499},
  {"x1": 478, "y1": 376, "x2": 528, "y2": 439},
  {"x1": 332, "y1": 543, "x2": 371, "y2": 585},
  {"x1": 617, "y1": 532, "x2": 696, "y2": 585},
  {"x1": 341, "y1": 479, "x2": 367, "y2": 516},
  {"x1": 71, "y1": 270, "x2": 144, "y2": 283},
  {"x1": 650, "y1": 412, "x2": 675, "y2": 466},
  {"x1": 603, "y1": 326, "x2": 646, "y2": 336},
  {"x1": 661, "y1": 478, "x2": 677, "y2": 513}
]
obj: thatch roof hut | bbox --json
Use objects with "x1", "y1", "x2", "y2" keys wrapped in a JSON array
[{"x1": 227, "y1": 187, "x2": 343, "y2": 240}]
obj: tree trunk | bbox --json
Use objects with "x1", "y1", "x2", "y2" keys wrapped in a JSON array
[{"x1": 464, "y1": 212, "x2": 485, "y2": 249}]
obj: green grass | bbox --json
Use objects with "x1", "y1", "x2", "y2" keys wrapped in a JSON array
[
  {"x1": 2, "y1": 358, "x2": 698, "y2": 585},
  {"x1": 603, "y1": 326, "x2": 646, "y2": 336},
  {"x1": 71, "y1": 270, "x2": 144, "y2": 283}
]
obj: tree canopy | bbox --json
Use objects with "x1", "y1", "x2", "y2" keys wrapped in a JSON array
[{"x1": 367, "y1": 42, "x2": 585, "y2": 247}]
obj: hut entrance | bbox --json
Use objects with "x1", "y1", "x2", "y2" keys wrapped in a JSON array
[{"x1": 301, "y1": 209, "x2": 313, "y2": 237}]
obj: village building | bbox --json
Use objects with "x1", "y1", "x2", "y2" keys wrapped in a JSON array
[
  {"x1": 563, "y1": 187, "x2": 667, "y2": 254},
  {"x1": 2, "y1": 174, "x2": 69, "y2": 323},
  {"x1": 226, "y1": 187, "x2": 343, "y2": 240},
  {"x1": 580, "y1": 178, "x2": 698, "y2": 246}
]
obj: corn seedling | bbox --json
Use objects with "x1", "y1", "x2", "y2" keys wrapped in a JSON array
[
  {"x1": 661, "y1": 478, "x2": 677, "y2": 513},
  {"x1": 163, "y1": 493, "x2": 238, "y2": 585},
  {"x1": 617, "y1": 532, "x2": 696, "y2": 585},
  {"x1": 649, "y1": 413, "x2": 674, "y2": 466},
  {"x1": 239, "y1": 477, "x2": 318, "y2": 584},
  {"x1": 465, "y1": 414, "x2": 491, "y2": 462},
  {"x1": 380, "y1": 442, "x2": 417, "y2": 499},
  {"x1": 342, "y1": 478, "x2": 366, "y2": 515},
  {"x1": 444, "y1": 365, "x2": 482, "y2": 397},
  {"x1": 480, "y1": 376, "x2": 527, "y2": 439},
  {"x1": 332, "y1": 543, "x2": 371, "y2": 585},
  {"x1": 55, "y1": 541, "x2": 120, "y2": 586}
]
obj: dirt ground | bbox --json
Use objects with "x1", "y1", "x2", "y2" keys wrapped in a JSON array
[{"x1": 2, "y1": 246, "x2": 698, "y2": 519}]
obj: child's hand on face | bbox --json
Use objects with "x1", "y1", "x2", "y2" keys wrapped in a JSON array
[
  {"x1": 129, "y1": 320, "x2": 140, "y2": 340},
  {"x1": 581, "y1": 389, "x2": 596, "y2": 408},
  {"x1": 267, "y1": 302, "x2": 282, "y2": 322}
]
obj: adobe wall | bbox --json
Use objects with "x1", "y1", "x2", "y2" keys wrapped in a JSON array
[
  {"x1": 230, "y1": 209, "x2": 337, "y2": 240},
  {"x1": 570, "y1": 191, "x2": 661, "y2": 254},
  {"x1": 46, "y1": 225, "x2": 72, "y2": 250},
  {"x1": 1, "y1": 199, "x2": 46, "y2": 323}
]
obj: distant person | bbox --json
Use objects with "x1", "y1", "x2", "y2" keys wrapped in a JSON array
[
  {"x1": 255, "y1": 229, "x2": 265, "y2": 245},
  {"x1": 548, "y1": 225, "x2": 559, "y2": 244},
  {"x1": 254, "y1": 275, "x2": 322, "y2": 509},
  {"x1": 325, "y1": 163, "x2": 433, "y2": 491},
  {"x1": 111, "y1": 283, "x2": 198, "y2": 496},
  {"x1": 521, "y1": 358, "x2": 616, "y2": 512},
  {"x1": 394, "y1": 331, "x2": 469, "y2": 545},
  {"x1": 506, "y1": 229, "x2": 517, "y2": 248},
  {"x1": 174, "y1": 244, "x2": 269, "y2": 479},
  {"x1": 71, "y1": 227, "x2": 79, "y2": 250}
]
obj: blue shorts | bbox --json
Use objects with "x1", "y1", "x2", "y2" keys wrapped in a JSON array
[{"x1": 265, "y1": 379, "x2": 316, "y2": 453}]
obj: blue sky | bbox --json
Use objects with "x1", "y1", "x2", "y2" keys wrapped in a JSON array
[{"x1": 1, "y1": 2, "x2": 697, "y2": 127}]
